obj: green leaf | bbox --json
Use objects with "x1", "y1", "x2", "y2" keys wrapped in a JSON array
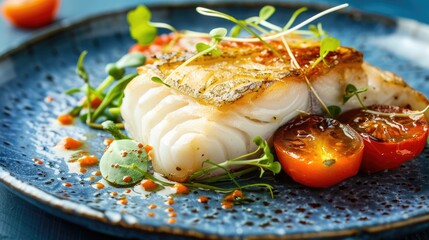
[
  {"x1": 230, "y1": 25, "x2": 242, "y2": 37},
  {"x1": 343, "y1": 84, "x2": 368, "y2": 104},
  {"x1": 105, "y1": 63, "x2": 125, "y2": 80},
  {"x1": 196, "y1": 42, "x2": 211, "y2": 53},
  {"x1": 258, "y1": 6, "x2": 275, "y2": 22},
  {"x1": 151, "y1": 76, "x2": 171, "y2": 88},
  {"x1": 320, "y1": 37, "x2": 340, "y2": 58},
  {"x1": 271, "y1": 162, "x2": 282, "y2": 174},
  {"x1": 209, "y1": 27, "x2": 227, "y2": 41},
  {"x1": 100, "y1": 139, "x2": 148, "y2": 186},
  {"x1": 127, "y1": 6, "x2": 158, "y2": 45},
  {"x1": 115, "y1": 52, "x2": 147, "y2": 69},
  {"x1": 328, "y1": 105, "x2": 342, "y2": 118}
]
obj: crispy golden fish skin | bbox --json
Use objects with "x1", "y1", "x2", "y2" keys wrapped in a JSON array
[{"x1": 121, "y1": 40, "x2": 429, "y2": 182}]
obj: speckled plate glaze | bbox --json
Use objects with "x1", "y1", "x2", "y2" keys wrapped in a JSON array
[{"x1": 1, "y1": 2, "x2": 429, "y2": 239}]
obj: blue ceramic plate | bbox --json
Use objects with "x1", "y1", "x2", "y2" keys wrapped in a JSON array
[{"x1": 1, "y1": 2, "x2": 429, "y2": 239}]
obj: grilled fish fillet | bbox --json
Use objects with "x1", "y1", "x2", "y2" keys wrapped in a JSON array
[{"x1": 121, "y1": 39, "x2": 429, "y2": 182}]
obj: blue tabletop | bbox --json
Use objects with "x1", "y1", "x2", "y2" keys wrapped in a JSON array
[{"x1": 1, "y1": 0, "x2": 429, "y2": 239}]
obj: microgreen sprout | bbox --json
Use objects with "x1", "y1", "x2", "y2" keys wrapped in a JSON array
[
  {"x1": 75, "y1": 51, "x2": 92, "y2": 124},
  {"x1": 312, "y1": 36, "x2": 341, "y2": 68},
  {"x1": 127, "y1": 5, "x2": 177, "y2": 46},
  {"x1": 66, "y1": 51, "x2": 144, "y2": 129},
  {"x1": 151, "y1": 27, "x2": 227, "y2": 87},
  {"x1": 343, "y1": 84, "x2": 368, "y2": 109}
]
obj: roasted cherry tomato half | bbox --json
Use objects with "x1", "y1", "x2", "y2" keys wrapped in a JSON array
[
  {"x1": 338, "y1": 104, "x2": 429, "y2": 174},
  {"x1": 1, "y1": 0, "x2": 60, "y2": 28},
  {"x1": 273, "y1": 115, "x2": 364, "y2": 188}
]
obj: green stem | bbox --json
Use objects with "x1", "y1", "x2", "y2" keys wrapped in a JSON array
[{"x1": 96, "y1": 75, "x2": 115, "y2": 94}]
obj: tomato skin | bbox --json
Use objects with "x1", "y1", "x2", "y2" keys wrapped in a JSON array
[
  {"x1": 274, "y1": 115, "x2": 364, "y2": 188},
  {"x1": 1, "y1": 0, "x2": 60, "y2": 28},
  {"x1": 338, "y1": 105, "x2": 429, "y2": 174}
]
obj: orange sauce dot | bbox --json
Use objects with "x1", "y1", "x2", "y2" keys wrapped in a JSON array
[
  {"x1": 148, "y1": 212, "x2": 155, "y2": 217},
  {"x1": 63, "y1": 182, "x2": 72, "y2": 187},
  {"x1": 164, "y1": 198, "x2": 175, "y2": 206},
  {"x1": 144, "y1": 145, "x2": 153, "y2": 154},
  {"x1": 36, "y1": 160, "x2": 43, "y2": 165},
  {"x1": 103, "y1": 138, "x2": 113, "y2": 146},
  {"x1": 137, "y1": 143, "x2": 144, "y2": 148},
  {"x1": 79, "y1": 168, "x2": 87, "y2": 173},
  {"x1": 44, "y1": 96, "x2": 54, "y2": 103},
  {"x1": 122, "y1": 176, "x2": 132, "y2": 183},
  {"x1": 110, "y1": 192, "x2": 118, "y2": 197},
  {"x1": 148, "y1": 204, "x2": 157, "y2": 209},
  {"x1": 173, "y1": 183, "x2": 189, "y2": 195},
  {"x1": 167, "y1": 218, "x2": 176, "y2": 224},
  {"x1": 221, "y1": 201, "x2": 234, "y2": 209},
  {"x1": 168, "y1": 212, "x2": 177, "y2": 217},
  {"x1": 92, "y1": 170, "x2": 101, "y2": 176},
  {"x1": 117, "y1": 198, "x2": 128, "y2": 205},
  {"x1": 94, "y1": 182, "x2": 104, "y2": 189},
  {"x1": 141, "y1": 179, "x2": 158, "y2": 191},
  {"x1": 87, "y1": 176, "x2": 96, "y2": 181},
  {"x1": 58, "y1": 137, "x2": 83, "y2": 150},
  {"x1": 198, "y1": 196, "x2": 209, "y2": 204},
  {"x1": 165, "y1": 207, "x2": 175, "y2": 213},
  {"x1": 57, "y1": 114, "x2": 74, "y2": 125},
  {"x1": 124, "y1": 189, "x2": 131, "y2": 194},
  {"x1": 78, "y1": 155, "x2": 98, "y2": 167}
]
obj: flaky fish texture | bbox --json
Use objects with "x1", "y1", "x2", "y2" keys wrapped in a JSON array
[{"x1": 121, "y1": 40, "x2": 429, "y2": 182}]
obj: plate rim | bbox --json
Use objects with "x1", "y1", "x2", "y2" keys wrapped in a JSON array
[{"x1": 1, "y1": 2, "x2": 429, "y2": 239}]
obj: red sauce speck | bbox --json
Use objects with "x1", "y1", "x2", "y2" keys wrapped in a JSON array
[
  {"x1": 36, "y1": 160, "x2": 43, "y2": 165},
  {"x1": 63, "y1": 182, "x2": 72, "y2": 187},
  {"x1": 198, "y1": 196, "x2": 209, "y2": 204},
  {"x1": 148, "y1": 204, "x2": 157, "y2": 209},
  {"x1": 124, "y1": 189, "x2": 131, "y2": 194},
  {"x1": 79, "y1": 168, "x2": 87, "y2": 173},
  {"x1": 138, "y1": 143, "x2": 144, "y2": 148},
  {"x1": 167, "y1": 218, "x2": 176, "y2": 224},
  {"x1": 122, "y1": 176, "x2": 132, "y2": 183},
  {"x1": 92, "y1": 170, "x2": 101, "y2": 176},
  {"x1": 110, "y1": 192, "x2": 118, "y2": 197},
  {"x1": 87, "y1": 176, "x2": 96, "y2": 181},
  {"x1": 148, "y1": 212, "x2": 155, "y2": 217}
]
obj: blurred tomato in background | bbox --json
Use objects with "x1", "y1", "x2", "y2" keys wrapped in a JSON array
[{"x1": 1, "y1": 0, "x2": 60, "y2": 28}]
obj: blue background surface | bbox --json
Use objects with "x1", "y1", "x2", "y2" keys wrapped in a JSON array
[{"x1": 0, "y1": 0, "x2": 429, "y2": 239}]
